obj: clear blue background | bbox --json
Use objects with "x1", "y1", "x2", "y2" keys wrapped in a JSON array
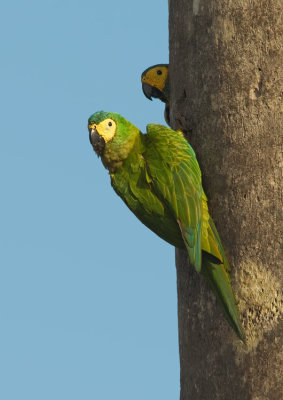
[{"x1": 0, "y1": 1, "x2": 179, "y2": 399}]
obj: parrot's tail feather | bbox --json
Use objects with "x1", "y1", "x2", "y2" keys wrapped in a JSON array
[{"x1": 202, "y1": 258, "x2": 245, "y2": 342}]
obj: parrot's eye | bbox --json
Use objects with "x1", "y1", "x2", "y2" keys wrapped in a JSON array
[
  {"x1": 157, "y1": 70, "x2": 162, "y2": 75},
  {"x1": 96, "y1": 118, "x2": 117, "y2": 143}
]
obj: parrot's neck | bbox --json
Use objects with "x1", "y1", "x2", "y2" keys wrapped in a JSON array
[{"x1": 102, "y1": 129, "x2": 144, "y2": 174}]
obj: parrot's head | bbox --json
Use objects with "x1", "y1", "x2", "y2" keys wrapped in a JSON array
[
  {"x1": 88, "y1": 111, "x2": 140, "y2": 172},
  {"x1": 141, "y1": 64, "x2": 169, "y2": 104}
]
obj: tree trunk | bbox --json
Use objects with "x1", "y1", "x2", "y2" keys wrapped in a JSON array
[{"x1": 169, "y1": 1, "x2": 283, "y2": 399}]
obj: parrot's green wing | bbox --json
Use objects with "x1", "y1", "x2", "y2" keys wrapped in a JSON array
[
  {"x1": 144, "y1": 124, "x2": 204, "y2": 272},
  {"x1": 110, "y1": 139, "x2": 185, "y2": 249},
  {"x1": 143, "y1": 124, "x2": 245, "y2": 340}
]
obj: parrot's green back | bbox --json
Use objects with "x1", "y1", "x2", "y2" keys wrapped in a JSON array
[{"x1": 89, "y1": 112, "x2": 245, "y2": 341}]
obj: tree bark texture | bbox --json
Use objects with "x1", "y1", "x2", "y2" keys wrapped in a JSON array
[{"x1": 169, "y1": 1, "x2": 282, "y2": 399}]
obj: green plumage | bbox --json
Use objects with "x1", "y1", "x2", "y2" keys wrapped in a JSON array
[{"x1": 88, "y1": 111, "x2": 245, "y2": 341}]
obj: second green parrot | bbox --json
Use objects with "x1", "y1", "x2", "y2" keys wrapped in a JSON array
[
  {"x1": 88, "y1": 111, "x2": 245, "y2": 341},
  {"x1": 141, "y1": 64, "x2": 170, "y2": 125}
]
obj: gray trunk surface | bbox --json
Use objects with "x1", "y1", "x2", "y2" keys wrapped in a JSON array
[{"x1": 169, "y1": 1, "x2": 283, "y2": 399}]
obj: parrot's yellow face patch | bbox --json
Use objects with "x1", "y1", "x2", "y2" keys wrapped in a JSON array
[
  {"x1": 142, "y1": 66, "x2": 168, "y2": 91},
  {"x1": 88, "y1": 119, "x2": 117, "y2": 143}
]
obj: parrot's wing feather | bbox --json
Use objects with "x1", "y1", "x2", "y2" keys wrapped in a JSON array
[
  {"x1": 111, "y1": 150, "x2": 185, "y2": 248},
  {"x1": 144, "y1": 124, "x2": 203, "y2": 271},
  {"x1": 111, "y1": 152, "x2": 164, "y2": 221}
]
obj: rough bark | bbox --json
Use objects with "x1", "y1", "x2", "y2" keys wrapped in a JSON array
[{"x1": 169, "y1": 1, "x2": 283, "y2": 399}]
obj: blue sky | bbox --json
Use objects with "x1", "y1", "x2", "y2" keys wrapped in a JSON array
[{"x1": 0, "y1": 1, "x2": 179, "y2": 399}]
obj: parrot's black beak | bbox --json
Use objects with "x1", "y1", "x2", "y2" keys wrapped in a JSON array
[
  {"x1": 142, "y1": 82, "x2": 166, "y2": 103},
  {"x1": 142, "y1": 82, "x2": 153, "y2": 100},
  {"x1": 89, "y1": 127, "x2": 105, "y2": 156}
]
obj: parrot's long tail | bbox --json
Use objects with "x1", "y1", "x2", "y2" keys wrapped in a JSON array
[
  {"x1": 201, "y1": 218, "x2": 245, "y2": 342},
  {"x1": 202, "y1": 258, "x2": 245, "y2": 341}
]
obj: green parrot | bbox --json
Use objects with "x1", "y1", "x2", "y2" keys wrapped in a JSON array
[
  {"x1": 88, "y1": 111, "x2": 245, "y2": 341},
  {"x1": 141, "y1": 64, "x2": 170, "y2": 125}
]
